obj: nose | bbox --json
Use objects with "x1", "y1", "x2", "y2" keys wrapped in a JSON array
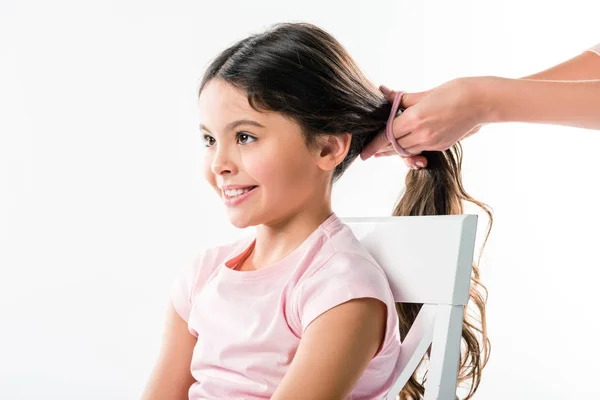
[{"x1": 210, "y1": 143, "x2": 238, "y2": 176}]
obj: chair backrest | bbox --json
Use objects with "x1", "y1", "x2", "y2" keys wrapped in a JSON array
[{"x1": 343, "y1": 214, "x2": 478, "y2": 400}]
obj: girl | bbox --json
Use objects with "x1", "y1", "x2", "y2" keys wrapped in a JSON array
[{"x1": 142, "y1": 22, "x2": 491, "y2": 400}]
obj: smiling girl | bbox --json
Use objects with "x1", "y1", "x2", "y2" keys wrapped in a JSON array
[{"x1": 142, "y1": 22, "x2": 491, "y2": 400}]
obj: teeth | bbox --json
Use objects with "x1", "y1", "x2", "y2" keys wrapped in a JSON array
[{"x1": 224, "y1": 187, "x2": 252, "y2": 197}]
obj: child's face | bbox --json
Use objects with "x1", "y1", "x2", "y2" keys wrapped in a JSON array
[{"x1": 198, "y1": 79, "x2": 326, "y2": 229}]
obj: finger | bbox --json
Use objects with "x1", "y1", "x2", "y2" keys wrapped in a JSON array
[
  {"x1": 360, "y1": 130, "x2": 389, "y2": 160},
  {"x1": 361, "y1": 115, "x2": 414, "y2": 160},
  {"x1": 380, "y1": 82, "x2": 432, "y2": 108},
  {"x1": 380, "y1": 85, "x2": 413, "y2": 109},
  {"x1": 403, "y1": 154, "x2": 428, "y2": 169},
  {"x1": 373, "y1": 150, "x2": 398, "y2": 158},
  {"x1": 391, "y1": 131, "x2": 423, "y2": 155},
  {"x1": 403, "y1": 144, "x2": 425, "y2": 158},
  {"x1": 379, "y1": 85, "x2": 396, "y2": 103},
  {"x1": 376, "y1": 143, "x2": 393, "y2": 153},
  {"x1": 399, "y1": 91, "x2": 428, "y2": 108},
  {"x1": 373, "y1": 143, "x2": 412, "y2": 158},
  {"x1": 373, "y1": 152, "x2": 427, "y2": 169}
]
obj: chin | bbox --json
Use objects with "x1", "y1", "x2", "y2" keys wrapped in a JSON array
[{"x1": 226, "y1": 211, "x2": 259, "y2": 229}]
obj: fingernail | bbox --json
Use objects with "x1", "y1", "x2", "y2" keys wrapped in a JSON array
[{"x1": 416, "y1": 161, "x2": 425, "y2": 168}]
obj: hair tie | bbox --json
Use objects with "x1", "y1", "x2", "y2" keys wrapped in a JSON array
[{"x1": 386, "y1": 91, "x2": 410, "y2": 156}]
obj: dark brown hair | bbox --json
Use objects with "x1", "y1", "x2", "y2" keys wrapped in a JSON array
[{"x1": 198, "y1": 22, "x2": 492, "y2": 399}]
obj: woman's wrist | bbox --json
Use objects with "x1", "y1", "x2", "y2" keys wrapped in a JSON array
[{"x1": 465, "y1": 75, "x2": 504, "y2": 125}]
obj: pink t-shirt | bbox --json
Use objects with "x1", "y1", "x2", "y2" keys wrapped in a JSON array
[{"x1": 171, "y1": 213, "x2": 401, "y2": 399}]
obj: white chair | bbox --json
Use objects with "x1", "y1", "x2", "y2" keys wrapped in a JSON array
[{"x1": 343, "y1": 214, "x2": 478, "y2": 400}]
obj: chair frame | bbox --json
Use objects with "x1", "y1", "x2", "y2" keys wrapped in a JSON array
[{"x1": 343, "y1": 214, "x2": 478, "y2": 400}]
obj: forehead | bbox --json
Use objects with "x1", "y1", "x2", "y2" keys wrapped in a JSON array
[
  {"x1": 198, "y1": 79, "x2": 299, "y2": 133},
  {"x1": 198, "y1": 79, "x2": 252, "y2": 117}
]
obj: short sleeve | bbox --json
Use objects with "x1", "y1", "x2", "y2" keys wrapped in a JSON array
[
  {"x1": 170, "y1": 252, "x2": 205, "y2": 325},
  {"x1": 585, "y1": 43, "x2": 600, "y2": 56},
  {"x1": 294, "y1": 252, "x2": 394, "y2": 332}
]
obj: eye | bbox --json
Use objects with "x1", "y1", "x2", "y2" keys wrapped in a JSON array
[
  {"x1": 237, "y1": 132, "x2": 257, "y2": 145},
  {"x1": 203, "y1": 134, "x2": 216, "y2": 147}
]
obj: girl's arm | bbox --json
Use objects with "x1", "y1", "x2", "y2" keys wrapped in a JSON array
[
  {"x1": 271, "y1": 298, "x2": 387, "y2": 400},
  {"x1": 140, "y1": 302, "x2": 197, "y2": 400}
]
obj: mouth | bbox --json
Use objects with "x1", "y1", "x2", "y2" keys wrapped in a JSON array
[{"x1": 221, "y1": 186, "x2": 258, "y2": 200}]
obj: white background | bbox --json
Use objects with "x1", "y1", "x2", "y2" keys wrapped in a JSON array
[{"x1": 2, "y1": 0, "x2": 600, "y2": 398}]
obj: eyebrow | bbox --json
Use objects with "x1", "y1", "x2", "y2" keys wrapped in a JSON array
[{"x1": 199, "y1": 119, "x2": 266, "y2": 134}]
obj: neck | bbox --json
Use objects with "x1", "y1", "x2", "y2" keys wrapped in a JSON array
[{"x1": 251, "y1": 197, "x2": 333, "y2": 269}]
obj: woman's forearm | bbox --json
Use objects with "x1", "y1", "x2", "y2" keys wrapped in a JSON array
[
  {"x1": 477, "y1": 49, "x2": 600, "y2": 130},
  {"x1": 521, "y1": 50, "x2": 600, "y2": 81},
  {"x1": 478, "y1": 76, "x2": 600, "y2": 130}
]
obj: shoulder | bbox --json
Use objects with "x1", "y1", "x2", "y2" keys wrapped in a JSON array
[
  {"x1": 298, "y1": 249, "x2": 390, "y2": 300},
  {"x1": 586, "y1": 42, "x2": 600, "y2": 55},
  {"x1": 293, "y1": 222, "x2": 394, "y2": 332},
  {"x1": 304, "y1": 220, "x2": 387, "y2": 282}
]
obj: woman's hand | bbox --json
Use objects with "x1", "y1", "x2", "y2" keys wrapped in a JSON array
[{"x1": 361, "y1": 77, "x2": 490, "y2": 169}]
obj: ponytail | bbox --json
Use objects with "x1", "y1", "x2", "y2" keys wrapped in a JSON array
[{"x1": 393, "y1": 145, "x2": 492, "y2": 399}]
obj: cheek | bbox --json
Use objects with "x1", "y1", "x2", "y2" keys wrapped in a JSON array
[
  {"x1": 244, "y1": 152, "x2": 316, "y2": 192},
  {"x1": 241, "y1": 155, "x2": 272, "y2": 184}
]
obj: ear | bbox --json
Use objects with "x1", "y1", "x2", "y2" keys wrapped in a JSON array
[{"x1": 314, "y1": 134, "x2": 352, "y2": 172}]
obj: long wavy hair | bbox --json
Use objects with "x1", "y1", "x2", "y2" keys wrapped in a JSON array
[{"x1": 198, "y1": 22, "x2": 492, "y2": 399}]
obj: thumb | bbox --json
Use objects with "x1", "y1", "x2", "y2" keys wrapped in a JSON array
[
  {"x1": 379, "y1": 85, "x2": 397, "y2": 103},
  {"x1": 399, "y1": 90, "x2": 429, "y2": 108},
  {"x1": 379, "y1": 85, "x2": 429, "y2": 109}
]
